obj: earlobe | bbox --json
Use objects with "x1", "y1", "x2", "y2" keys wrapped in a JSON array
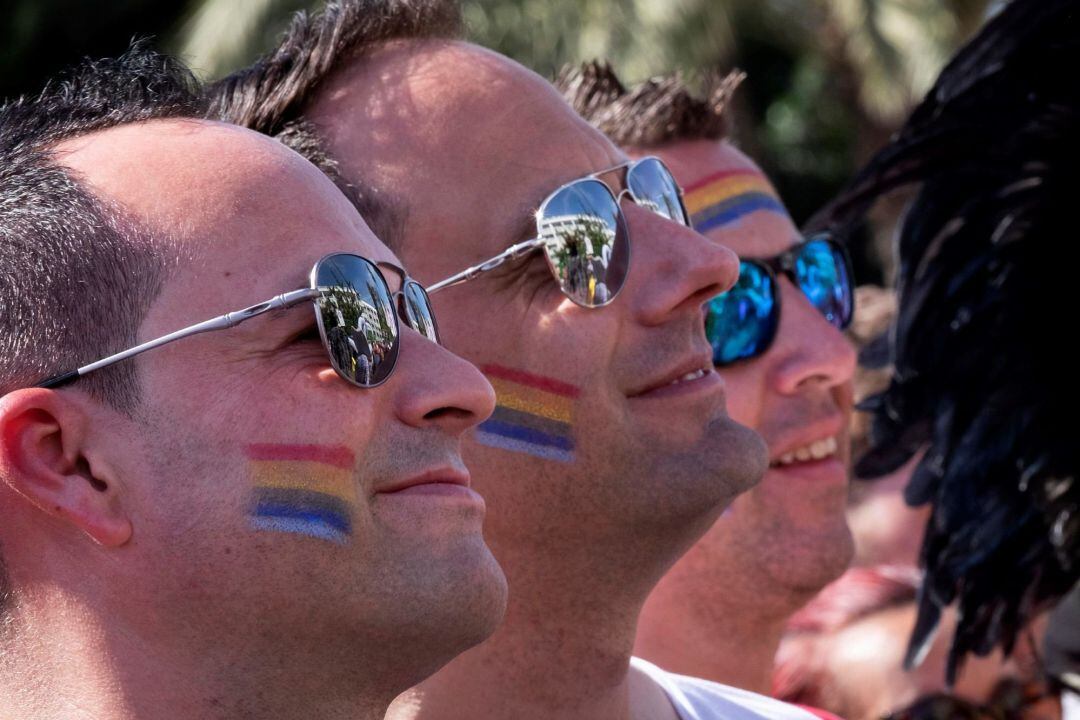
[{"x1": 0, "y1": 389, "x2": 133, "y2": 548}]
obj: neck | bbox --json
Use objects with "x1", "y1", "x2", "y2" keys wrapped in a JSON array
[
  {"x1": 0, "y1": 602, "x2": 389, "y2": 720},
  {"x1": 389, "y1": 540, "x2": 679, "y2": 720},
  {"x1": 634, "y1": 562, "x2": 794, "y2": 695}
]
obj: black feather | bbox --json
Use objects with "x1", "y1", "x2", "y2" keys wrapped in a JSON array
[{"x1": 812, "y1": 0, "x2": 1080, "y2": 680}]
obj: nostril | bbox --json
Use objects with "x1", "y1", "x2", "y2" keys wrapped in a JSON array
[{"x1": 422, "y1": 407, "x2": 472, "y2": 422}]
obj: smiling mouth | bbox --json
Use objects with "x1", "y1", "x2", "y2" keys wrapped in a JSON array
[
  {"x1": 771, "y1": 436, "x2": 839, "y2": 467},
  {"x1": 669, "y1": 368, "x2": 708, "y2": 386}
]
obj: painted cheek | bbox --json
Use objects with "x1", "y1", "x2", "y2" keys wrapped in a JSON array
[
  {"x1": 245, "y1": 443, "x2": 358, "y2": 545},
  {"x1": 473, "y1": 364, "x2": 580, "y2": 464}
]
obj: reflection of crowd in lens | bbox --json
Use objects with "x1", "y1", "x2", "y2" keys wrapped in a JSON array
[
  {"x1": 545, "y1": 214, "x2": 616, "y2": 304},
  {"x1": 323, "y1": 302, "x2": 395, "y2": 384}
]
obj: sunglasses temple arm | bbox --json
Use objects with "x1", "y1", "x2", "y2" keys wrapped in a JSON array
[
  {"x1": 37, "y1": 288, "x2": 319, "y2": 389},
  {"x1": 427, "y1": 239, "x2": 545, "y2": 295}
]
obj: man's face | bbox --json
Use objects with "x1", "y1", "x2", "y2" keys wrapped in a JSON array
[
  {"x1": 311, "y1": 42, "x2": 766, "y2": 580},
  {"x1": 636, "y1": 139, "x2": 856, "y2": 596},
  {"x1": 58, "y1": 120, "x2": 506, "y2": 687}
]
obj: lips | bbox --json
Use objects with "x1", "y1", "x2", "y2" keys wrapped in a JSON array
[
  {"x1": 377, "y1": 468, "x2": 471, "y2": 494},
  {"x1": 629, "y1": 354, "x2": 715, "y2": 397}
]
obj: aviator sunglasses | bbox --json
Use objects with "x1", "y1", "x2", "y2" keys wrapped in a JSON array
[
  {"x1": 706, "y1": 233, "x2": 854, "y2": 366},
  {"x1": 36, "y1": 253, "x2": 440, "y2": 390},
  {"x1": 428, "y1": 156, "x2": 689, "y2": 306}
]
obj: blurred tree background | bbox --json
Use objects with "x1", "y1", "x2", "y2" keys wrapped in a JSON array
[{"x1": 1, "y1": 0, "x2": 998, "y2": 283}]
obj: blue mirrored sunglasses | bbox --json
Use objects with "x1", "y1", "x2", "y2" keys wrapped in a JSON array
[{"x1": 706, "y1": 234, "x2": 854, "y2": 366}]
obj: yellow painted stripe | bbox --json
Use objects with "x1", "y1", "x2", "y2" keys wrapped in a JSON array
[
  {"x1": 684, "y1": 177, "x2": 777, "y2": 214},
  {"x1": 488, "y1": 377, "x2": 573, "y2": 423},
  {"x1": 250, "y1": 460, "x2": 358, "y2": 504},
  {"x1": 684, "y1": 174, "x2": 774, "y2": 201}
]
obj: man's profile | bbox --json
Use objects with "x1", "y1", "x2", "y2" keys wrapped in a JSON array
[
  {"x1": 0, "y1": 45, "x2": 506, "y2": 720},
  {"x1": 559, "y1": 61, "x2": 857, "y2": 696},
  {"x1": 209, "y1": 2, "x2": 834, "y2": 718}
]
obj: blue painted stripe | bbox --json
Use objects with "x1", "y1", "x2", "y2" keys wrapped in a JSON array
[
  {"x1": 253, "y1": 487, "x2": 352, "y2": 519},
  {"x1": 693, "y1": 193, "x2": 787, "y2": 232},
  {"x1": 253, "y1": 501, "x2": 352, "y2": 534},
  {"x1": 475, "y1": 430, "x2": 575, "y2": 463},
  {"x1": 250, "y1": 515, "x2": 349, "y2": 544},
  {"x1": 477, "y1": 417, "x2": 574, "y2": 451},
  {"x1": 488, "y1": 405, "x2": 571, "y2": 439}
]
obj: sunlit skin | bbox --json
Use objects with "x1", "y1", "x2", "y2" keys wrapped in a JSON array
[
  {"x1": 308, "y1": 41, "x2": 767, "y2": 720},
  {"x1": 631, "y1": 139, "x2": 857, "y2": 693},
  {"x1": 0, "y1": 120, "x2": 505, "y2": 720}
]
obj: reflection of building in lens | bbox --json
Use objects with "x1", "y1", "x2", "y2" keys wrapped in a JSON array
[
  {"x1": 540, "y1": 213, "x2": 616, "y2": 299},
  {"x1": 540, "y1": 214, "x2": 615, "y2": 265},
  {"x1": 636, "y1": 197, "x2": 661, "y2": 214}
]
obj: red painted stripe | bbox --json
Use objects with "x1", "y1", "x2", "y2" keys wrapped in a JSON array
[
  {"x1": 682, "y1": 168, "x2": 765, "y2": 194},
  {"x1": 245, "y1": 444, "x2": 355, "y2": 469},
  {"x1": 480, "y1": 364, "x2": 581, "y2": 398}
]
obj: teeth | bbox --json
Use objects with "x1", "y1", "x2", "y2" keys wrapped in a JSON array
[
  {"x1": 669, "y1": 368, "x2": 707, "y2": 385},
  {"x1": 772, "y1": 436, "x2": 838, "y2": 466},
  {"x1": 811, "y1": 437, "x2": 838, "y2": 459}
]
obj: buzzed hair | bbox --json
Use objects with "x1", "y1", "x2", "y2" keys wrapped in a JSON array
[
  {"x1": 554, "y1": 60, "x2": 744, "y2": 148},
  {"x1": 208, "y1": 0, "x2": 464, "y2": 250},
  {"x1": 0, "y1": 43, "x2": 205, "y2": 616}
]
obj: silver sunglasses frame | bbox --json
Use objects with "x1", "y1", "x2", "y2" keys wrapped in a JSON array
[
  {"x1": 427, "y1": 156, "x2": 687, "y2": 307},
  {"x1": 36, "y1": 253, "x2": 425, "y2": 390}
]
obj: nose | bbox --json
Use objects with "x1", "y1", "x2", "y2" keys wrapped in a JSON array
[
  {"x1": 623, "y1": 205, "x2": 741, "y2": 325},
  {"x1": 770, "y1": 280, "x2": 857, "y2": 395},
  {"x1": 391, "y1": 328, "x2": 497, "y2": 432}
]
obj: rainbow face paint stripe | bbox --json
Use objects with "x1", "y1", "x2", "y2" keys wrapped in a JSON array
[
  {"x1": 682, "y1": 169, "x2": 788, "y2": 232},
  {"x1": 475, "y1": 365, "x2": 579, "y2": 463},
  {"x1": 247, "y1": 444, "x2": 357, "y2": 544}
]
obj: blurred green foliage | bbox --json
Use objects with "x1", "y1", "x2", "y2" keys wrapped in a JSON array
[{"x1": 1, "y1": 0, "x2": 995, "y2": 283}]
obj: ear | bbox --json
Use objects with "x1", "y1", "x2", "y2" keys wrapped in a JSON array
[{"x1": 0, "y1": 389, "x2": 132, "y2": 547}]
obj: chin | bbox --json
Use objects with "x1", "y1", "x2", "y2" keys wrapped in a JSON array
[
  {"x1": 598, "y1": 415, "x2": 768, "y2": 551},
  {"x1": 394, "y1": 548, "x2": 508, "y2": 689},
  {"x1": 396, "y1": 533, "x2": 508, "y2": 648},
  {"x1": 708, "y1": 415, "x2": 770, "y2": 498},
  {"x1": 663, "y1": 415, "x2": 768, "y2": 516}
]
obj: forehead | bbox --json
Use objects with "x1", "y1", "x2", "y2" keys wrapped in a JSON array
[
  {"x1": 54, "y1": 119, "x2": 397, "y2": 318},
  {"x1": 632, "y1": 139, "x2": 799, "y2": 259},
  {"x1": 310, "y1": 41, "x2": 625, "y2": 279}
]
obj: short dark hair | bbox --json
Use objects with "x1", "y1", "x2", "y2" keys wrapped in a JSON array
[
  {"x1": 553, "y1": 60, "x2": 744, "y2": 148},
  {"x1": 0, "y1": 43, "x2": 205, "y2": 617},
  {"x1": 0, "y1": 42, "x2": 204, "y2": 409},
  {"x1": 208, "y1": 0, "x2": 463, "y2": 249}
]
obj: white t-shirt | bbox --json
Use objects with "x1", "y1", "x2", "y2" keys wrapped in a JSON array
[
  {"x1": 1063, "y1": 690, "x2": 1079, "y2": 720},
  {"x1": 631, "y1": 657, "x2": 826, "y2": 720}
]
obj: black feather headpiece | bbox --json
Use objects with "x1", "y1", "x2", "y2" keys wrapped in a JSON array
[{"x1": 810, "y1": 0, "x2": 1080, "y2": 683}]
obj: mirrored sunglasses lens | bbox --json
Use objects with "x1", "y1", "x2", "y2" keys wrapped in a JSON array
[
  {"x1": 315, "y1": 255, "x2": 400, "y2": 387},
  {"x1": 403, "y1": 281, "x2": 440, "y2": 343},
  {"x1": 706, "y1": 262, "x2": 778, "y2": 365},
  {"x1": 795, "y1": 238, "x2": 853, "y2": 329},
  {"x1": 538, "y1": 179, "x2": 629, "y2": 307},
  {"x1": 627, "y1": 158, "x2": 689, "y2": 226}
]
